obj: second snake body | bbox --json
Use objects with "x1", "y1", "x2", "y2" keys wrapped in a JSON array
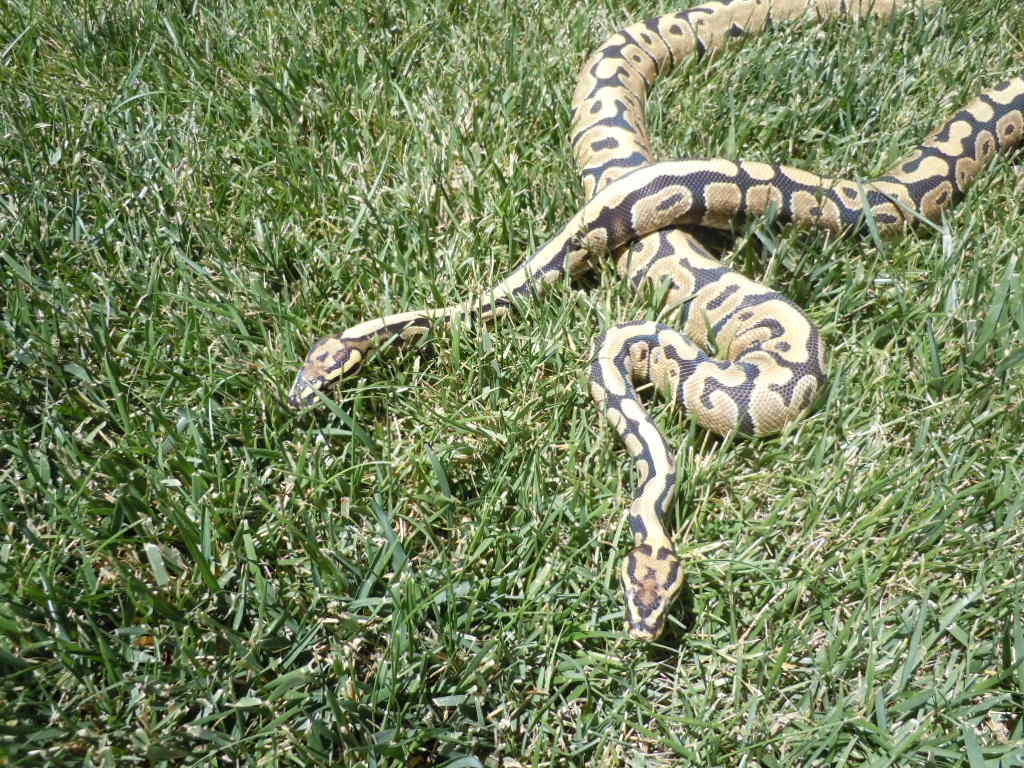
[{"x1": 290, "y1": 0, "x2": 1024, "y2": 640}]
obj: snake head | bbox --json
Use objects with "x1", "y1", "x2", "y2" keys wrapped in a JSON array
[
  {"x1": 288, "y1": 335, "x2": 365, "y2": 408},
  {"x1": 621, "y1": 542, "x2": 684, "y2": 641}
]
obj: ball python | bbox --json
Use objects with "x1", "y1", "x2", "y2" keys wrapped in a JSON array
[{"x1": 290, "y1": 0, "x2": 1024, "y2": 641}]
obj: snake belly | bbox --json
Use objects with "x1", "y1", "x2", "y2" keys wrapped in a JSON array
[{"x1": 289, "y1": 0, "x2": 1024, "y2": 641}]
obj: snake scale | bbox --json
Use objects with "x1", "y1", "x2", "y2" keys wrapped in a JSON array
[{"x1": 290, "y1": 0, "x2": 1024, "y2": 640}]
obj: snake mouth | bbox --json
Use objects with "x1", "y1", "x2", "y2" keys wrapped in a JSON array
[
  {"x1": 625, "y1": 610, "x2": 667, "y2": 641},
  {"x1": 624, "y1": 594, "x2": 669, "y2": 641}
]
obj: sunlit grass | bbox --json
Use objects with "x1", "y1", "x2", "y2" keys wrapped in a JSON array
[{"x1": 1, "y1": 0, "x2": 1022, "y2": 765}]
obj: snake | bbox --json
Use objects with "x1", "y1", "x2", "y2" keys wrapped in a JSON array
[{"x1": 289, "y1": 0, "x2": 1024, "y2": 641}]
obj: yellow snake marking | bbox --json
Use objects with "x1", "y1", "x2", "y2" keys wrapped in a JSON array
[
  {"x1": 744, "y1": 183, "x2": 785, "y2": 218},
  {"x1": 701, "y1": 182, "x2": 745, "y2": 228},
  {"x1": 290, "y1": 0, "x2": 1024, "y2": 640}
]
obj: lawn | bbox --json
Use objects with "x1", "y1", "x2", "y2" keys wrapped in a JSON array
[{"x1": 1, "y1": 0, "x2": 1022, "y2": 765}]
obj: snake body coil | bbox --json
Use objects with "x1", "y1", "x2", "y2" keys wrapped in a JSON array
[{"x1": 291, "y1": 0, "x2": 1024, "y2": 640}]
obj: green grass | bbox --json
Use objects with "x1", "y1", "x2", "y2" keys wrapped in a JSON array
[{"x1": 2, "y1": 0, "x2": 1023, "y2": 764}]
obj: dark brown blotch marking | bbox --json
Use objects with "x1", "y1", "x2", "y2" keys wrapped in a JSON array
[{"x1": 656, "y1": 193, "x2": 684, "y2": 211}]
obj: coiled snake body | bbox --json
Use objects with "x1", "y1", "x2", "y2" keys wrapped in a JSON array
[{"x1": 290, "y1": 0, "x2": 1024, "y2": 640}]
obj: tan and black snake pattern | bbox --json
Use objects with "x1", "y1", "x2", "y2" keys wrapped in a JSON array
[{"x1": 290, "y1": 0, "x2": 1024, "y2": 641}]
